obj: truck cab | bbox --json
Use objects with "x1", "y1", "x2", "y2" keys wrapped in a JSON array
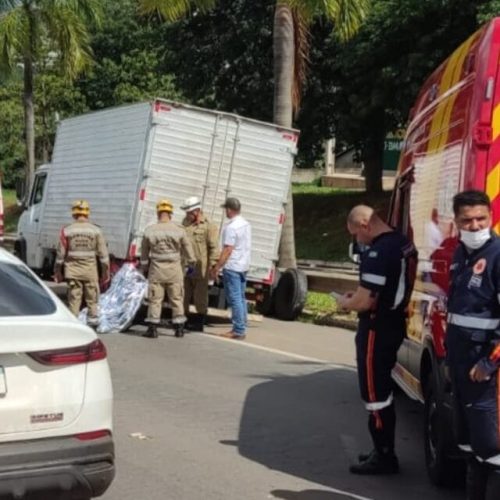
[
  {"x1": 390, "y1": 17, "x2": 500, "y2": 486},
  {"x1": 16, "y1": 165, "x2": 52, "y2": 275}
]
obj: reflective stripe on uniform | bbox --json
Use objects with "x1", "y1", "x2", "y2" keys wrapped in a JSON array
[
  {"x1": 67, "y1": 250, "x2": 97, "y2": 258},
  {"x1": 392, "y1": 258, "x2": 406, "y2": 309},
  {"x1": 99, "y1": 257, "x2": 110, "y2": 264},
  {"x1": 361, "y1": 273, "x2": 387, "y2": 285},
  {"x1": 458, "y1": 444, "x2": 472, "y2": 452},
  {"x1": 147, "y1": 229, "x2": 184, "y2": 239},
  {"x1": 150, "y1": 252, "x2": 180, "y2": 262},
  {"x1": 448, "y1": 313, "x2": 500, "y2": 330},
  {"x1": 171, "y1": 315, "x2": 187, "y2": 324},
  {"x1": 140, "y1": 259, "x2": 149, "y2": 266},
  {"x1": 485, "y1": 453, "x2": 500, "y2": 466},
  {"x1": 64, "y1": 227, "x2": 99, "y2": 237},
  {"x1": 365, "y1": 393, "x2": 393, "y2": 411}
]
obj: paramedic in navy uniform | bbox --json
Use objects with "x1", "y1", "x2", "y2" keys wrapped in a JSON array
[
  {"x1": 339, "y1": 205, "x2": 417, "y2": 475},
  {"x1": 446, "y1": 190, "x2": 500, "y2": 500}
]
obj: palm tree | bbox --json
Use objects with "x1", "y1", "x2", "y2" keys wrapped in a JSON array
[
  {"x1": 274, "y1": 0, "x2": 370, "y2": 268},
  {"x1": 140, "y1": 0, "x2": 369, "y2": 268},
  {"x1": 0, "y1": 0, "x2": 101, "y2": 190}
]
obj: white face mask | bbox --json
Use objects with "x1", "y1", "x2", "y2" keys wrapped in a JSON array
[{"x1": 460, "y1": 227, "x2": 491, "y2": 250}]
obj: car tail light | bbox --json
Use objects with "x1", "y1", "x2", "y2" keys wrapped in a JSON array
[
  {"x1": 28, "y1": 339, "x2": 107, "y2": 365},
  {"x1": 75, "y1": 430, "x2": 111, "y2": 441}
]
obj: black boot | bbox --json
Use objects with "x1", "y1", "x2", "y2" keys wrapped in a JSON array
[
  {"x1": 349, "y1": 451, "x2": 399, "y2": 475},
  {"x1": 185, "y1": 314, "x2": 202, "y2": 332},
  {"x1": 466, "y1": 458, "x2": 489, "y2": 500},
  {"x1": 358, "y1": 449, "x2": 377, "y2": 463},
  {"x1": 174, "y1": 323, "x2": 185, "y2": 338},
  {"x1": 143, "y1": 324, "x2": 158, "y2": 339}
]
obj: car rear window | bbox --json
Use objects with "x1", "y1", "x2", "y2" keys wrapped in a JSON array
[{"x1": 0, "y1": 262, "x2": 56, "y2": 316}]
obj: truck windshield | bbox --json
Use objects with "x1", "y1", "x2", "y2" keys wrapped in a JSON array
[{"x1": 0, "y1": 262, "x2": 56, "y2": 316}]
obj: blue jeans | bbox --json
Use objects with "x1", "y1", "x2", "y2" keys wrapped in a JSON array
[{"x1": 223, "y1": 269, "x2": 248, "y2": 335}]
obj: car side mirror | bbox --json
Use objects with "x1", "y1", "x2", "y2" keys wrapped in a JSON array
[
  {"x1": 349, "y1": 239, "x2": 361, "y2": 265},
  {"x1": 15, "y1": 178, "x2": 27, "y2": 208}
]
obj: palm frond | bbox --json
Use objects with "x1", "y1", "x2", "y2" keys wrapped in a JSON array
[
  {"x1": 42, "y1": 0, "x2": 102, "y2": 28},
  {"x1": 138, "y1": 0, "x2": 216, "y2": 22},
  {"x1": 41, "y1": 4, "x2": 93, "y2": 79},
  {"x1": 0, "y1": 7, "x2": 27, "y2": 72},
  {"x1": 327, "y1": 0, "x2": 370, "y2": 41},
  {"x1": 283, "y1": 0, "x2": 370, "y2": 39}
]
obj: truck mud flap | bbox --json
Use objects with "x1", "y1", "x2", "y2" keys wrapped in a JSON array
[
  {"x1": 255, "y1": 269, "x2": 281, "y2": 316},
  {"x1": 274, "y1": 268, "x2": 307, "y2": 321}
]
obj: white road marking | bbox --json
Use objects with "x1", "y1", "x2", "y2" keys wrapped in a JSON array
[
  {"x1": 202, "y1": 332, "x2": 356, "y2": 371},
  {"x1": 270, "y1": 487, "x2": 373, "y2": 500}
]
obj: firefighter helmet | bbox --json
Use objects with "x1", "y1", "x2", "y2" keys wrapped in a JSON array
[
  {"x1": 71, "y1": 199, "x2": 90, "y2": 217},
  {"x1": 156, "y1": 199, "x2": 174, "y2": 214},
  {"x1": 180, "y1": 196, "x2": 201, "y2": 212}
]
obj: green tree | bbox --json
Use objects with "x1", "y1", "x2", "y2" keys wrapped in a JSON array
[
  {"x1": 333, "y1": 0, "x2": 494, "y2": 193},
  {"x1": 79, "y1": 0, "x2": 183, "y2": 109},
  {"x1": 0, "y1": 78, "x2": 24, "y2": 187},
  {"x1": 0, "y1": 0, "x2": 101, "y2": 189}
]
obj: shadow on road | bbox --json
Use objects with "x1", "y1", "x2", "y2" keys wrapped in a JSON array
[{"x1": 233, "y1": 367, "x2": 463, "y2": 500}]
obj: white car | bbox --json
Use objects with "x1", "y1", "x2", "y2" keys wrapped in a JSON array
[{"x1": 0, "y1": 248, "x2": 114, "y2": 499}]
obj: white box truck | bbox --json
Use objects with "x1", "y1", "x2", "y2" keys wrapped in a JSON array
[{"x1": 15, "y1": 99, "x2": 307, "y2": 320}]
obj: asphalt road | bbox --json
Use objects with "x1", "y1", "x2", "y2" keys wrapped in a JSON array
[{"x1": 99, "y1": 319, "x2": 496, "y2": 500}]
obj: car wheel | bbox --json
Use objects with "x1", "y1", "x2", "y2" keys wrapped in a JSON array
[
  {"x1": 274, "y1": 268, "x2": 308, "y2": 321},
  {"x1": 424, "y1": 372, "x2": 464, "y2": 486}
]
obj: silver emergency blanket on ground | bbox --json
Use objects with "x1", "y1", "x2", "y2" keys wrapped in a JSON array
[{"x1": 79, "y1": 264, "x2": 148, "y2": 333}]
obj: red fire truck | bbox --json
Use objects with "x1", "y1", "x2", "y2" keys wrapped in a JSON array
[{"x1": 389, "y1": 17, "x2": 500, "y2": 485}]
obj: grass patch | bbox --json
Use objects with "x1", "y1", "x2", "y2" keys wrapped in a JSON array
[
  {"x1": 300, "y1": 291, "x2": 357, "y2": 328},
  {"x1": 305, "y1": 291, "x2": 338, "y2": 315},
  {"x1": 293, "y1": 184, "x2": 391, "y2": 262},
  {"x1": 1, "y1": 188, "x2": 22, "y2": 233}
]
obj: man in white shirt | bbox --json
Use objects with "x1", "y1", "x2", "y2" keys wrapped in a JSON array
[{"x1": 211, "y1": 197, "x2": 252, "y2": 339}]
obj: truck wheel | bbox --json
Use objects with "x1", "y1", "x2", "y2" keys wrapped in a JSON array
[
  {"x1": 14, "y1": 239, "x2": 27, "y2": 263},
  {"x1": 255, "y1": 270, "x2": 281, "y2": 316},
  {"x1": 274, "y1": 268, "x2": 308, "y2": 321},
  {"x1": 424, "y1": 373, "x2": 464, "y2": 486}
]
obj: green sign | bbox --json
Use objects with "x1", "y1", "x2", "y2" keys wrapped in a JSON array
[{"x1": 383, "y1": 134, "x2": 404, "y2": 171}]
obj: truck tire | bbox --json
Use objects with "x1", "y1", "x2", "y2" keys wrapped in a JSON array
[
  {"x1": 424, "y1": 372, "x2": 464, "y2": 486},
  {"x1": 14, "y1": 239, "x2": 27, "y2": 263},
  {"x1": 274, "y1": 268, "x2": 308, "y2": 321},
  {"x1": 255, "y1": 269, "x2": 281, "y2": 316}
]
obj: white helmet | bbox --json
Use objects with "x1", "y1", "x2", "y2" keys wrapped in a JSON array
[{"x1": 181, "y1": 196, "x2": 201, "y2": 212}]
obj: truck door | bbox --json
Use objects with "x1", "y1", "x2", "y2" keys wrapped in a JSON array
[
  {"x1": 389, "y1": 169, "x2": 414, "y2": 370},
  {"x1": 22, "y1": 172, "x2": 47, "y2": 267}
]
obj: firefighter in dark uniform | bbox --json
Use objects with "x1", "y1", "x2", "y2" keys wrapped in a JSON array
[
  {"x1": 339, "y1": 205, "x2": 417, "y2": 475},
  {"x1": 446, "y1": 190, "x2": 500, "y2": 500}
]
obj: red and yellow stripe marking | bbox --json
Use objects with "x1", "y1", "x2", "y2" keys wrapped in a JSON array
[
  {"x1": 488, "y1": 101, "x2": 500, "y2": 233},
  {"x1": 427, "y1": 32, "x2": 479, "y2": 154},
  {"x1": 490, "y1": 344, "x2": 500, "y2": 363},
  {"x1": 366, "y1": 329, "x2": 383, "y2": 429},
  {"x1": 497, "y1": 371, "x2": 500, "y2": 444}
]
